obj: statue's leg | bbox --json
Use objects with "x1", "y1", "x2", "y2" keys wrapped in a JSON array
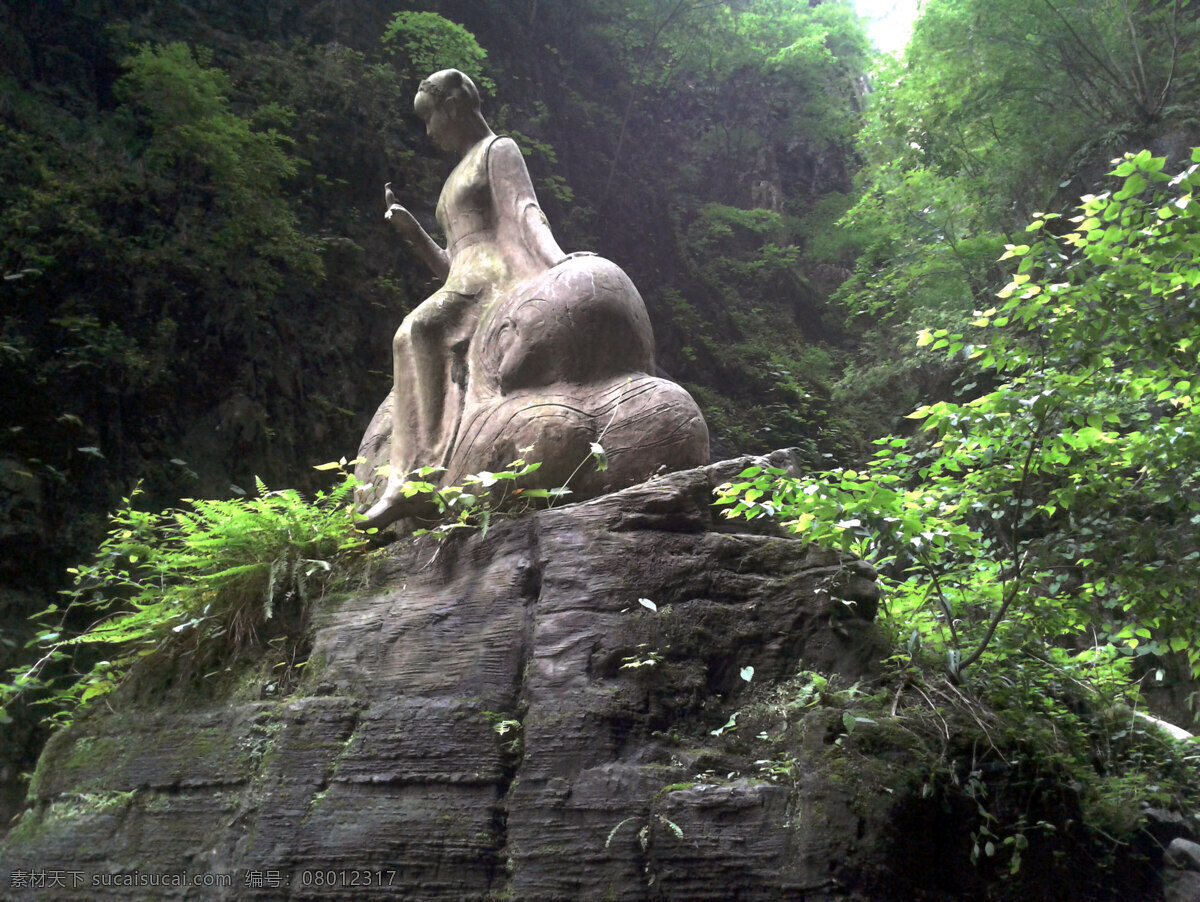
[
  {"x1": 361, "y1": 291, "x2": 477, "y2": 529},
  {"x1": 404, "y1": 293, "x2": 478, "y2": 464}
]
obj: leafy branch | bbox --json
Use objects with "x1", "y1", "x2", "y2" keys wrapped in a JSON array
[{"x1": 718, "y1": 148, "x2": 1200, "y2": 689}]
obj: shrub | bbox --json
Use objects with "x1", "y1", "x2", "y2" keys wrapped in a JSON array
[{"x1": 2, "y1": 467, "x2": 365, "y2": 727}]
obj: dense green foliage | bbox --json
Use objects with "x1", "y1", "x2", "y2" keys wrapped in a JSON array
[
  {"x1": 2, "y1": 40, "x2": 320, "y2": 412},
  {"x1": 718, "y1": 146, "x2": 1200, "y2": 876},
  {"x1": 1, "y1": 469, "x2": 364, "y2": 727},
  {"x1": 586, "y1": 0, "x2": 872, "y2": 455},
  {"x1": 834, "y1": 0, "x2": 1200, "y2": 438},
  {"x1": 790, "y1": 0, "x2": 1200, "y2": 720},
  {"x1": 722, "y1": 148, "x2": 1200, "y2": 694},
  {"x1": 844, "y1": 0, "x2": 1199, "y2": 320},
  {"x1": 0, "y1": 40, "x2": 334, "y2": 575},
  {"x1": 382, "y1": 10, "x2": 493, "y2": 94}
]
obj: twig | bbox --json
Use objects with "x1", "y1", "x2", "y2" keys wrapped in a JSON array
[
  {"x1": 911, "y1": 682, "x2": 951, "y2": 742},
  {"x1": 548, "y1": 382, "x2": 627, "y2": 508},
  {"x1": 938, "y1": 678, "x2": 1008, "y2": 764}
]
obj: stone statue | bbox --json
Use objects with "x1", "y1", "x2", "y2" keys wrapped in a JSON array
[{"x1": 358, "y1": 69, "x2": 708, "y2": 527}]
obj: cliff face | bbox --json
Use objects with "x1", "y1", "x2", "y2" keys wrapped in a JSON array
[
  {"x1": 3, "y1": 456, "x2": 1193, "y2": 901},
  {"x1": 0, "y1": 457, "x2": 893, "y2": 901}
]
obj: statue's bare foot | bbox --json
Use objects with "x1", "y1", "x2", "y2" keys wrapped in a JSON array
[{"x1": 358, "y1": 476, "x2": 438, "y2": 531}]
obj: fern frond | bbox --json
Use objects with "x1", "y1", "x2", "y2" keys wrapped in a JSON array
[
  {"x1": 199, "y1": 562, "x2": 271, "y2": 585},
  {"x1": 8, "y1": 469, "x2": 366, "y2": 731}
]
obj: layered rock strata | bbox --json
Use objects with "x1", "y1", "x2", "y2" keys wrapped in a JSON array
[{"x1": 0, "y1": 456, "x2": 885, "y2": 901}]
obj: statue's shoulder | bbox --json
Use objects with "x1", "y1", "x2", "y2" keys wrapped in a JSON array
[
  {"x1": 484, "y1": 134, "x2": 521, "y2": 164},
  {"x1": 483, "y1": 135, "x2": 535, "y2": 193}
]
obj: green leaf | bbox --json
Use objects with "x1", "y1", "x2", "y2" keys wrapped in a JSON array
[
  {"x1": 589, "y1": 441, "x2": 609, "y2": 472},
  {"x1": 1114, "y1": 173, "x2": 1147, "y2": 200}
]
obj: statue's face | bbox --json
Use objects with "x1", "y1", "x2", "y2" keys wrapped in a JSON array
[
  {"x1": 415, "y1": 88, "x2": 456, "y2": 152},
  {"x1": 424, "y1": 107, "x2": 454, "y2": 152}
]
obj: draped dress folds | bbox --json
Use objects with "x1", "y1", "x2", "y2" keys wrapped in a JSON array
[{"x1": 357, "y1": 135, "x2": 708, "y2": 506}]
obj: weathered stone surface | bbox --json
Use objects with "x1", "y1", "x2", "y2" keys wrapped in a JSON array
[
  {"x1": 1167, "y1": 846, "x2": 1200, "y2": 902},
  {"x1": 0, "y1": 456, "x2": 887, "y2": 900}
]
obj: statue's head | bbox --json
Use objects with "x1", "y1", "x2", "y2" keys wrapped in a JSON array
[{"x1": 415, "y1": 70, "x2": 482, "y2": 151}]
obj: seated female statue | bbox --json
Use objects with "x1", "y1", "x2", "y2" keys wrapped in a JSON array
[{"x1": 358, "y1": 69, "x2": 707, "y2": 528}]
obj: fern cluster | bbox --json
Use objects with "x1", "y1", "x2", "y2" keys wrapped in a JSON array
[{"x1": 2, "y1": 468, "x2": 365, "y2": 727}]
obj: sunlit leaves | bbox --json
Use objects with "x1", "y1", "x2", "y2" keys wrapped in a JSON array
[
  {"x1": 719, "y1": 149, "x2": 1200, "y2": 684},
  {"x1": 381, "y1": 11, "x2": 493, "y2": 94}
]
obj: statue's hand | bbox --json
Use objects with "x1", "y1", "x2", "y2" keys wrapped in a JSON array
[
  {"x1": 385, "y1": 204, "x2": 418, "y2": 235},
  {"x1": 383, "y1": 203, "x2": 447, "y2": 276},
  {"x1": 563, "y1": 251, "x2": 597, "y2": 261}
]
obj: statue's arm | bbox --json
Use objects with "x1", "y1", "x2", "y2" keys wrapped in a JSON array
[
  {"x1": 386, "y1": 204, "x2": 450, "y2": 281},
  {"x1": 487, "y1": 136, "x2": 567, "y2": 268}
]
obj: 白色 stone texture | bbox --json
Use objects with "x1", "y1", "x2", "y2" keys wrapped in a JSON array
[{"x1": 0, "y1": 455, "x2": 888, "y2": 901}]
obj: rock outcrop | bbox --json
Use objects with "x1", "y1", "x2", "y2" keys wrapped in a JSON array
[
  {"x1": 3, "y1": 455, "x2": 1190, "y2": 901},
  {"x1": 0, "y1": 455, "x2": 890, "y2": 900}
]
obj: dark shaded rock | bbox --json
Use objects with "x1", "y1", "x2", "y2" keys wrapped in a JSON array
[
  {"x1": 0, "y1": 457, "x2": 891, "y2": 900},
  {"x1": 1147, "y1": 807, "x2": 1198, "y2": 847},
  {"x1": 1165, "y1": 869, "x2": 1200, "y2": 902},
  {"x1": 1169, "y1": 838, "x2": 1200, "y2": 871}
]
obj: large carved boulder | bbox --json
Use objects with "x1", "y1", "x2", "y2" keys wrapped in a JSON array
[
  {"x1": 447, "y1": 255, "x2": 709, "y2": 493},
  {"x1": 1, "y1": 456, "x2": 894, "y2": 900},
  {"x1": 357, "y1": 254, "x2": 710, "y2": 512}
]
